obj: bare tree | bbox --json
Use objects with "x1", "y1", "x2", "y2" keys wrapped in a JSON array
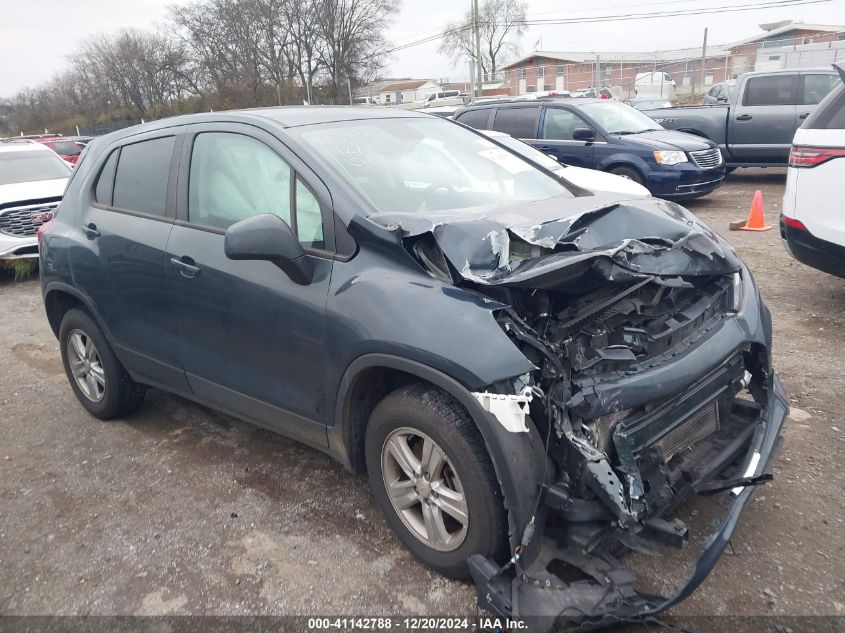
[
  {"x1": 316, "y1": 0, "x2": 399, "y2": 103},
  {"x1": 2, "y1": 0, "x2": 400, "y2": 133},
  {"x1": 282, "y1": 0, "x2": 325, "y2": 103},
  {"x1": 439, "y1": 0, "x2": 527, "y2": 78}
]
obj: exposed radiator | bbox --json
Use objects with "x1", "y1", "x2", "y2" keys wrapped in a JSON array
[{"x1": 652, "y1": 400, "x2": 720, "y2": 460}]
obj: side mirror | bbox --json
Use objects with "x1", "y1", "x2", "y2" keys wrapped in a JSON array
[
  {"x1": 573, "y1": 127, "x2": 595, "y2": 141},
  {"x1": 224, "y1": 213, "x2": 312, "y2": 285}
]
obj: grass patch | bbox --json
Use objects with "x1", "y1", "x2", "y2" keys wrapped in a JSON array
[{"x1": 0, "y1": 259, "x2": 39, "y2": 281}]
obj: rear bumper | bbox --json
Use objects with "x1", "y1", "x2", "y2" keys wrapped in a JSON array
[{"x1": 780, "y1": 217, "x2": 845, "y2": 279}]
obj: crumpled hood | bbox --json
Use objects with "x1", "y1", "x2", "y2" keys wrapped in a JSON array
[
  {"x1": 623, "y1": 129, "x2": 715, "y2": 152},
  {"x1": 364, "y1": 192, "x2": 741, "y2": 288}
]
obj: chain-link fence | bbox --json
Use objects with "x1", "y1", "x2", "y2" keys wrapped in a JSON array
[{"x1": 362, "y1": 32, "x2": 844, "y2": 104}]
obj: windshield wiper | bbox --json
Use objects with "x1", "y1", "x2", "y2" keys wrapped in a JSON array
[{"x1": 611, "y1": 130, "x2": 639, "y2": 135}]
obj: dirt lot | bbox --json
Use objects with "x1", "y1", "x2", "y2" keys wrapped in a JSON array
[{"x1": 1, "y1": 169, "x2": 843, "y2": 627}]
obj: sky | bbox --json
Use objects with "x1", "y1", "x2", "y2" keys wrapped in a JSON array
[{"x1": 1, "y1": 0, "x2": 844, "y2": 97}]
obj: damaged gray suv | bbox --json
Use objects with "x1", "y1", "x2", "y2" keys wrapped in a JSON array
[{"x1": 40, "y1": 107, "x2": 787, "y2": 627}]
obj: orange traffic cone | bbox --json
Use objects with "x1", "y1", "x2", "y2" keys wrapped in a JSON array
[{"x1": 740, "y1": 190, "x2": 772, "y2": 231}]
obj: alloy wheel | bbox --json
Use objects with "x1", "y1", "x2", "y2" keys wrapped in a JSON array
[
  {"x1": 66, "y1": 329, "x2": 106, "y2": 403},
  {"x1": 381, "y1": 427, "x2": 468, "y2": 552}
]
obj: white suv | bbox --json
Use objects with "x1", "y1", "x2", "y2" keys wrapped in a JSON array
[
  {"x1": 782, "y1": 63, "x2": 845, "y2": 278},
  {"x1": 0, "y1": 141, "x2": 71, "y2": 260}
]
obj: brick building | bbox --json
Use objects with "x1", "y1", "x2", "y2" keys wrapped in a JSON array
[{"x1": 499, "y1": 20, "x2": 845, "y2": 98}]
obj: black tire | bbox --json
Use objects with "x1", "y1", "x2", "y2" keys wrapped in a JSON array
[
  {"x1": 609, "y1": 165, "x2": 645, "y2": 186},
  {"x1": 59, "y1": 308, "x2": 146, "y2": 420},
  {"x1": 365, "y1": 384, "x2": 508, "y2": 579},
  {"x1": 725, "y1": 167, "x2": 737, "y2": 175}
]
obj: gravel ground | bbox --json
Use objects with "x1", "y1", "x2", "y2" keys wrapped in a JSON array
[{"x1": 1, "y1": 169, "x2": 843, "y2": 627}]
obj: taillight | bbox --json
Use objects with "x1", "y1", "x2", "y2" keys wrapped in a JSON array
[
  {"x1": 782, "y1": 216, "x2": 807, "y2": 231},
  {"x1": 37, "y1": 220, "x2": 53, "y2": 244},
  {"x1": 788, "y1": 145, "x2": 845, "y2": 168}
]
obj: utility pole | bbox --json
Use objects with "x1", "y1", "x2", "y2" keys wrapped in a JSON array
[
  {"x1": 698, "y1": 27, "x2": 708, "y2": 97},
  {"x1": 347, "y1": 77, "x2": 353, "y2": 104},
  {"x1": 469, "y1": 60, "x2": 476, "y2": 104},
  {"x1": 473, "y1": 0, "x2": 483, "y2": 98},
  {"x1": 595, "y1": 54, "x2": 601, "y2": 93}
]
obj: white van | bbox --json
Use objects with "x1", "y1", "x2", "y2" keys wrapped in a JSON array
[
  {"x1": 635, "y1": 72, "x2": 677, "y2": 99},
  {"x1": 423, "y1": 90, "x2": 464, "y2": 107}
]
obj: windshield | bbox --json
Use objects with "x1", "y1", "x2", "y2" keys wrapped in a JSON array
[
  {"x1": 293, "y1": 118, "x2": 572, "y2": 215},
  {"x1": 579, "y1": 101, "x2": 664, "y2": 135},
  {"x1": 487, "y1": 133, "x2": 563, "y2": 172},
  {"x1": 0, "y1": 150, "x2": 69, "y2": 185}
]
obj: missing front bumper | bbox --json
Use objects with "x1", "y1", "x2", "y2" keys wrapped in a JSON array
[{"x1": 469, "y1": 373, "x2": 788, "y2": 632}]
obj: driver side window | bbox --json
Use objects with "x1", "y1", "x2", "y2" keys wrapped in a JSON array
[
  {"x1": 542, "y1": 108, "x2": 588, "y2": 141},
  {"x1": 188, "y1": 132, "x2": 324, "y2": 248}
]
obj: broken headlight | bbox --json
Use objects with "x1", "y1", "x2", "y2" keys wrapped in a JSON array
[{"x1": 729, "y1": 271, "x2": 743, "y2": 313}]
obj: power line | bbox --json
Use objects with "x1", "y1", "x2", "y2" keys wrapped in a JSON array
[
  {"x1": 523, "y1": 0, "x2": 835, "y2": 25},
  {"x1": 381, "y1": 0, "x2": 837, "y2": 55}
]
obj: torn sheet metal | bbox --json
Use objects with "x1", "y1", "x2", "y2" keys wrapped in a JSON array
[
  {"x1": 472, "y1": 388, "x2": 534, "y2": 433},
  {"x1": 366, "y1": 193, "x2": 741, "y2": 287}
]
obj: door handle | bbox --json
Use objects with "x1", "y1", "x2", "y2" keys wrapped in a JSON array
[
  {"x1": 798, "y1": 112, "x2": 810, "y2": 120},
  {"x1": 736, "y1": 114, "x2": 752, "y2": 121},
  {"x1": 170, "y1": 256, "x2": 201, "y2": 278},
  {"x1": 82, "y1": 223, "x2": 100, "y2": 238},
  {"x1": 536, "y1": 145, "x2": 553, "y2": 151}
]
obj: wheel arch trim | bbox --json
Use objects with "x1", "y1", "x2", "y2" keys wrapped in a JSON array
[{"x1": 42, "y1": 281, "x2": 113, "y2": 342}]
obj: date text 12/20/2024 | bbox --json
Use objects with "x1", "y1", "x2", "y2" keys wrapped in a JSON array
[{"x1": 307, "y1": 617, "x2": 527, "y2": 631}]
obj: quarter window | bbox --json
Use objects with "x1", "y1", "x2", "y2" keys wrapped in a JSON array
[
  {"x1": 295, "y1": 178, "x2": 324, "y2": 249},
  {"x1": 94, "y1": 149, "x2": 119, "y2": 206},
  {"x1": 492, "y1": 107, "x2": 540, "y2": 139},
  {"x1": 112, "y1": 136, "x2": 175, "y2": 215},
  {"x1": 743, "y1": 75, "x2": 796, "y2": 106},
  {"x1": 455, "y1": 109, "x2": 492, "y2": 129}
]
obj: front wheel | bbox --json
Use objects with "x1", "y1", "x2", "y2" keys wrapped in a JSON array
[
  {"x1": 365, "y1": 384, "x2": 508, "y2": 579},
  {"x1": 609, "y1": 165, "x2": 645, "y2": 186}
]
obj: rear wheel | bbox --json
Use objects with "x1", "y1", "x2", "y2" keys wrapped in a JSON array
[
  {"x1": 609, "y1": 165, "x2": 645, "y2": 186},
  {"x1": 59, "y1": 308, "x2": 146, "y2": 419},
  {"x1": 365, "y1": 384, "x2": 508, "y2": 579}
]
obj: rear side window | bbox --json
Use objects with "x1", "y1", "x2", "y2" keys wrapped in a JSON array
[
  {"x1": 492, "y1": 107, "x2": 540, "y2": 139},
  {"x1": 803, "y1": 85, "x2": 845, "y2": 129},
  {"x1": 112, "y1": 136, "x2": 175, "y2": 216},
  {"x1": 456, "y1": 109, "x2": 492, "y2": 129},
  {"x1": 801, "y1": 74, "x2": 841, "y2": 105},
  {"x1": 743, "y1": 75, "x2": 796, "y2": 106},
  {"x1": 94, "y1": 150, "x2": 119, "y2": 206}
]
